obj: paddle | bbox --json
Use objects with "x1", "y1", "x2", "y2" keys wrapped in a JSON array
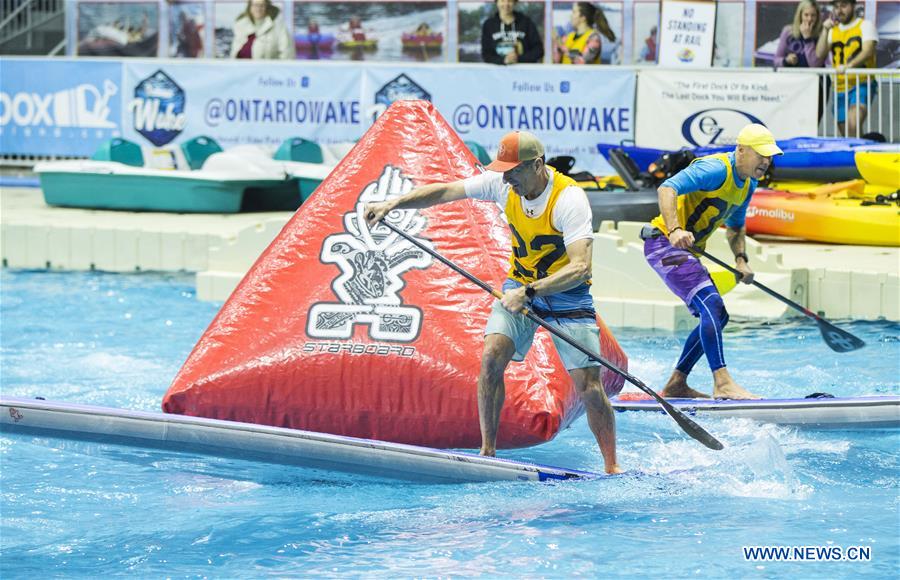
[
  {"x1": 694, "y1": 247, "x2": 865, "y2": 353},
  {"x1": 380, "y1": 220, "x2": 724, "y2": 451}
]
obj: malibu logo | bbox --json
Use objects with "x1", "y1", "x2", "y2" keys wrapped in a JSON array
[
  {"x1": 129, "y1": 70, "x2": 186, "y2": 146},
  {"x1": 747, "y1": 206, "x2": 794, "y2": 222}
]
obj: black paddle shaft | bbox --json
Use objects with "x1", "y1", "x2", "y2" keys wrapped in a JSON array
[
  {"x1": 379, "y1": 220, "x2": 724, "y2": 451},
  {"x1": 695, "y1": 248, "x2": 865, "y2": 353}
]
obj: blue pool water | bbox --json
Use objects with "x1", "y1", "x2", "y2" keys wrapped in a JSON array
[{"x1": 1, "y1": 270, "x2": 898, "y2": 577}]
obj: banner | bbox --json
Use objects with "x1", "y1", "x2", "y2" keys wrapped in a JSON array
[
  {"x1": 361, "y1": 64, "x2": 635, "y2": 174},
  {"x1": 121, "y1": 61, "x2": 364, "y2": 149},
  {"x1": 0, "y1": 59, "x2": 123, "y2": 156},
  {"x1": 658, "y1": 0, "x2": 716, "y2": 68},
  {"x1": 635, "y1": 70, "x2": 819, "y2": 149}
]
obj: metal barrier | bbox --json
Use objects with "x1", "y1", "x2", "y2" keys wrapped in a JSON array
[
  {"x1": 0, "y1": 0, "x2": 64, "y2": 51},
  {"x1": 818, "y1": 68, "x2": 899, "y2": 142}
]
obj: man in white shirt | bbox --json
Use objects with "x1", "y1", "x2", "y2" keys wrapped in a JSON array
[
  {"x1": 816, "y1": 0, "x2": 879, "y2": 137},
  {"x1": 365, "y1": 131, "x2": 621, "y2": 474}
]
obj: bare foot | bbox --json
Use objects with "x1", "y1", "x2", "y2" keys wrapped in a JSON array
[
  {"x1": 605, "y1": 464, "x2": 624, "y2": 475},
  {"x1": 660, "y1": 371, "x2": 710, "y2": 399},
  {"x1": 712, "y1": 367, "x2": 762, "y2": 399},
  {"x1": 713, "y1": 381, "x2": 762, "y2": 400},
  {"x1": 479, "y1": 447, "x2": 496, "y2": 457}
]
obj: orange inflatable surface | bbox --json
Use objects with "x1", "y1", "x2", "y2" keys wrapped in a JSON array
[{"x1": 162, "y1": 101, "x2": 627, "y2": 449}]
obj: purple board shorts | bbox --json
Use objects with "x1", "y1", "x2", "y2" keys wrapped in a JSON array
[{"x1": 643, "y1": 234, "x2": 714, "y2": 315}]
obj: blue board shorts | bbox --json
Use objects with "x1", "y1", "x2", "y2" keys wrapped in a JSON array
[
  {"x1": 643, "y1": 230, "x2": 714, "y2": 316},
  {"x1": 836, "y1": 83, "x2": 877, "y2": 123},
  {"x1": 484, "y1": 280, "x2": 601, "y2": 371}
]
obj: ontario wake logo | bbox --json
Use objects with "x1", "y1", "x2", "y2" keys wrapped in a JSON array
[
  {"x1": 130, "y1": 70, "x2": 187, "y2": 146},
  {"x1": 369, "y1": 74, "x2": 431, "y2": 121},
  {"x1": 307, "y1": 165, "x2": 433, "y2": 342}
]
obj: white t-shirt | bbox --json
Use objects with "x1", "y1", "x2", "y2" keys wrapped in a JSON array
[
  {"x1": 462, "y1": 170, "x2": 594, "y2": 247},
  {"x1": 827, "y1": 17, "x2": 878, "y2": 44}
]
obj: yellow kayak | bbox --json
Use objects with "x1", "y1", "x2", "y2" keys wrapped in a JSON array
[
  {"x1": 574, "y1": 174, "x2": 626, "y2": 190},
  {"x1": 747, "y1": 180, "x2": 900, "y2": 246},
  {"x1": 768, "y1": 178, "x2": 896, "y2": 199},
  {"x1": 855, "y1": 151, "x2": 900, "y2": 188}
]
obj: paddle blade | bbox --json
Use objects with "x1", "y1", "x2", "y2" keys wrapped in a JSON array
[
  {"x1": 657, "y1": 398, "x2": 725, "y2": 450},
  {"x1": 817, "y1": 319, "x2": 866, "y2": 353}
]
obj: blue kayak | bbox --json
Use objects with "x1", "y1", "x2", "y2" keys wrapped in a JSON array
[{"x1": 598, "y1": 137, "x2": 894, "y2": 181}]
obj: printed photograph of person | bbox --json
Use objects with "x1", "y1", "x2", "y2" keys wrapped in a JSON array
[
  {"x1": 457, "y1": 0, "x2": 544, "y2": 64},
  {"x1": 77, "y1": 1, "x2": 160, "y2": 57},
  {"x1": 551, "y1": 1, "x2": 623, "y2": 64},
  {"x1": 293, "y1": 1, "x2": 448, "y2": 62},
  {"x1": 214, "y1": 0, "x2": 285, "y2": 58},
  {"x1": 874, "y1": 0, "x2": 899, "y2": 68},
  {"x1": 754, "y1": 0, "x2": 825, "y2": 67},
  {"x1": 632, "y1": 0, "x2": 659, "y2": 63},
  {"x1": 213, "y1": 1, "x2": 294, "y2": 59},
  {"x1": 169, "y1": 1, "x2": 205, "y2": 58},
  {"x1": 713, "y1": 0, "x2": 744, "y2": 66}
]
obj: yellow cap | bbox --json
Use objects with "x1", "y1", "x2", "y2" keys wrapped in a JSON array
[{"x1": 736, "y1": 124, "x2": 783, "y2": 157}]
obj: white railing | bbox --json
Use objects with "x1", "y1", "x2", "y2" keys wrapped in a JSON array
[{"x1": 817, "y1": 68, "x2": 899, "y2": 142}]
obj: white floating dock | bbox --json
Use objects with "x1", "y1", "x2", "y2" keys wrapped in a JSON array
[
  {"x1": 0, "y1": 186, "x2": 291, "y2": 280},
  {"x1": 590, "y1": 221, "x2": 899, "y2": 330},
  {"x1": 0, "y1": 397, "x2": 598, "y2": 483},
  {"x1": 2, "y1": 187, "x2": 898, "y2": 323}
]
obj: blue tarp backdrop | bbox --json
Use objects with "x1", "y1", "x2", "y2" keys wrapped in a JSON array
[
  {"x1": 0, "y1": 58, "x2": 636, "y2": 173},
  {"x1": 0, "y1": 60, "x2": 123, "y2": 157}
]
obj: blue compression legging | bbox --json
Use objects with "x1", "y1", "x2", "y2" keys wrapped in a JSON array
[{"x1": 675, "y1": 285, "x2": 730, "y2": 374}]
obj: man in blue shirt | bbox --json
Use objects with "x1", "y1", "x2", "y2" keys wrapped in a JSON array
[{"x1": 641, "y1": 124, "x2": 783, "y2": 399}]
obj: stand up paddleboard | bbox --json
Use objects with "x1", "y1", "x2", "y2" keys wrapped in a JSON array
[
  {"x1": 0, "y1": 397, "x2": 599, "y2": 484},
  {"x1": 612, "y1": 394, "x2": 900, "y2": 429}
]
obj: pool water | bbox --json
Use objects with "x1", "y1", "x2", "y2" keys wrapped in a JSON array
[{"x1": 2, "y1": 270, "x2": 898, "y2": 577}]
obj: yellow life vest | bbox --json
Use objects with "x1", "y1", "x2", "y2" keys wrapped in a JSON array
[
  {"x1": 830, "y1": 19, "x2": 876, "y2": 92},
  {"x1": 650, "y1": 153, "x2": 751, "y2": 250},
  {"x1": 560, "y1": 30, "x2": 600, "y2": 64},
  {"x1": 505, "y1": 168, "x2": 584, "y2": 284}
]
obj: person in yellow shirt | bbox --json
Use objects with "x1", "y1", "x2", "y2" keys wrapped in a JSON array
[
  {"x1": 364, "y1": 131, "x2": 621, "y2": 474},
  {"x1": 640, "y1": 124, "x2": 783, "y2": 401},
  {"x1": 552, "y1": 2, "x2": 616, "y2": 64},
  {"x1": 815, "y1": 0, "x2": 878, "y2": 137}
]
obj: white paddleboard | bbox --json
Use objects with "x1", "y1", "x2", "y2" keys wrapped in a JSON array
[
  {"x1": 1, "y1": 397, "x2": 600, "y2": 484},
  {"x1": 612, "y1": 394, "x2": 900, "y2": 428}
]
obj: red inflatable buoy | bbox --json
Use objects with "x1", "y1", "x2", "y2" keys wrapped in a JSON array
[{"x1": 162, "y1": 100, "x2": 627, "y2": 449}]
